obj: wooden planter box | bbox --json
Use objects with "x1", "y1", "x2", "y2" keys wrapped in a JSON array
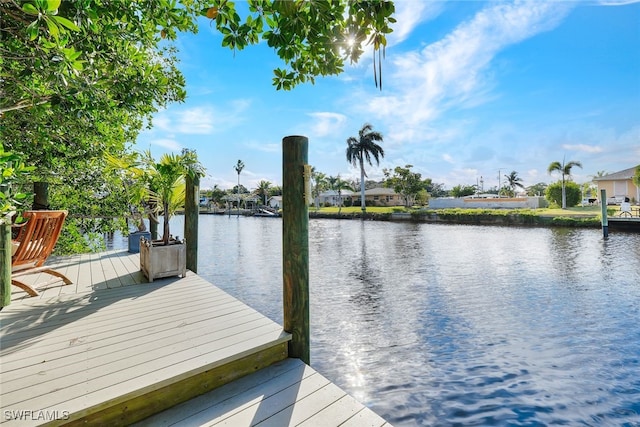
[{"x1": 139, "y1": 237, "x2": 186, "y2": 282}]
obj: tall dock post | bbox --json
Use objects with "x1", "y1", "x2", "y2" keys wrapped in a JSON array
[
  {"x1": 1, "y1": 183, "x2": 10, "y2": 307},
  {"x1": 1, "y1": 217, "x2": 11, "y2": 308},
  {"x1": 600, "y1": 189, "x2": 608, "y2": 238},
  {"x1": 282, "y1": 135, "x2": 310, "y2": 364},
  {"x1": 185, "y1": 174, "x2": 199, "y2": 273}
]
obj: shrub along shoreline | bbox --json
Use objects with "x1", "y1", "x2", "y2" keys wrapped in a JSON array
[{"x1": 309, "y1": 207, "x2": 605, "y2": 228}]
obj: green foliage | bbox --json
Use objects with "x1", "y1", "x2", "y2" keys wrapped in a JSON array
[
  {"x1": 143, "y1": 150, "x2": 205, "y2": 245},
  {"x1": 550, "y1": 216, "x2": 600, "y2": 227},
  {"x1": 546, "y1": 181, "x2": 581, "y2": 207},
  {"x1": 0, "y1": 146, "x2": 35, "y2": 222},
  {"x1": 1, "y1": 0, "x2": 396, "y2": 253},
  {"x1": 634, "y1": 166, "x2": 640, "y2": 188},
  {"x1": 415, "y1": 189, "x2": 429, "y2": 206},
  {"x1": 450, "y1": 184, "x2": 477, "y2": 198},
  {"x1": 526, "y1": 182, "x2": 548, "y2": 196},
  {"x1": 547, "y1": 158, "x2": 582, "y2": 209},
  {"x1": 383, "y1": 164, "x2": 425, "y2": 207}
]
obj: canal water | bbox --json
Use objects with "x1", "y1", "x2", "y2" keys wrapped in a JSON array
[{"x1": 114, "y1": 215, "x2": 640, "y2": 426}]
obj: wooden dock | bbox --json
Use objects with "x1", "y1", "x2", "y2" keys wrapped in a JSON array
[
  {"x1": 607, "y1": 214, "x2": 640, "y2": 231},
  {"x1": 1, "y1": 250, "x2": 390, "y2": 426}
]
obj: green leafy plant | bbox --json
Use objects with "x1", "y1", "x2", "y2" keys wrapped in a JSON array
[
  {"x1": 143, "y1": 149, "x2": 205, "y2": 246},
  {"x1": 0, "y1": 146, "x2": 34, "y2": 223},
  {"x1": 546, "y1": 181, "x2": 581, "y2": 208}
]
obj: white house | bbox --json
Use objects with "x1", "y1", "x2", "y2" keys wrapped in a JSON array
[
  {"x1": 267, "y1": 196, "x2": 282, "y2": 209},
  {"x1": 317, "y1": 190, "x2": 355, "y2": 207}
]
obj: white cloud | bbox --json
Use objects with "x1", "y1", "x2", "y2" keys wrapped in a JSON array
[
  {"x1": 151, "y1": 101, "x2": 252, "y2": 135},
  {"x1": 442, "y1": 153, "x2": 454, "y2": 164},
  {"x1": 150, "y1": 138, "x2": 182, "y2": 151},
  {"x1": 367, "y1": 1, "x2": 574, "y2": 128},
  {"x1": 389, "y1": 0, "x2": 445, "y2": 45},
  {"x1": 561, "y1": 144, "x2": 604, "y2": 153},
  {"x1": 307, "y1": 112, "x2": 348, "y2": 137},
  {"x1": 598, "y1": 0, "x2": 640, "y2": 5}
]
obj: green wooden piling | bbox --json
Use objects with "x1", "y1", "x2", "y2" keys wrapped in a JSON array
[
  {"x1": 185, "y1": 174, "x2": 199, "y2": 273},
  {"x1": 1, "y1": 218, "x2": 11, "y2": 308},
  {"x1": 600, "y1": 189, "x2": 608, "y2": 238},
  {"x1": 282, "y1": 135, "x2": 310, "y2": 364}
]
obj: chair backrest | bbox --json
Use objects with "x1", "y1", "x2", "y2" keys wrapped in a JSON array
[{"x1": 11, "y1": 210, "x2": 68, "y2": 272}]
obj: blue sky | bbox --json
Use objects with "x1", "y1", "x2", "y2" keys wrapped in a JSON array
[{"x1": 136, "y1": 0, "x2": 640, "y2": 192}]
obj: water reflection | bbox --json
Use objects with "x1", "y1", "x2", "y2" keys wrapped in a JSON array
[{"x1": 349, "y1": 221, "x2": 383, "y2": 317}]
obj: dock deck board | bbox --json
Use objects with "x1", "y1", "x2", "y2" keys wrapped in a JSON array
[
  {"x1": 1, "y1": 250, "x2": 390, "y2": 426},
  {"x1": 135, "y1": 358, "x2": 390, "y2": 427}
]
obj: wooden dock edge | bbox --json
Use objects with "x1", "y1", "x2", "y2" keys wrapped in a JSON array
[{"x1": 54, "y1": 341, "x2": 289, "y2": 427}]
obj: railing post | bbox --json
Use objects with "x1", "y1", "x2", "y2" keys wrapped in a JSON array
[
  {"x1": 282, "y1": 135, "x2": 310, "y2": 364},
  {"x1": 600, "y1": 189, "x2": 608, "y2": 238},
  {"x1": 185, "y1": 174, "x2": 199, "y2": 273}
]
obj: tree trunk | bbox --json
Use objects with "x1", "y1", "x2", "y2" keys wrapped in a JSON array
[
  {"x1": 360, "y1": 158, "x2": 366, "y2": 213},
  {"x1": 33, "y1": 182, "x2": 49, "y2": 210},
  {"x1": 163, "y1": 201, "x2": 170, "y2": 245}
]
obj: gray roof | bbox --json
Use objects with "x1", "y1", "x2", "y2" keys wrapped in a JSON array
[
  {"x1": 363, "y1": 187, "x2": 398, "y2": 196},
  {"x1": 319, "y1": 190, "x2": 355, "y2": 197},
  {"x1": 593, "y1": 165, "x2": 639, "y2": 181}
]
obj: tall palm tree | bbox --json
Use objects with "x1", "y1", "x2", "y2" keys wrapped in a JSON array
[
  {"x1": 346, "y1": 123, "x2": 384, "y2": 214},
  {"x1": 234, "y1": 160, "x2": 244, "y2": 212},
  {"x1": 326, "y1": 175, "x2": 353, "y2": 215},
  {"x1": 548, "y1": 158, "x2": 582, "y2": 209},
  {"x1": 255, "y1": 180, "x2": 272, "y2": 205},
  {"x1": 504, "y1": 171, "x2": 525, "y2": 197}
]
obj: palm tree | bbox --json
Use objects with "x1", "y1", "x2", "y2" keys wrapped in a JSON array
[
  {"x1": 548, "y1": 158, "x2": 582, "y2": 209},
  {"x1": 346, "y1": 123, "x2": 384, "y2": 214},
  {"x1": 234, "y1": 160, "x2": 244, "y2": 212},
  {"x1": 255, "y1": 180, "x2": 272, "y2": 205},
  {"x1": 326, "y1": 175, "x2": 353, "y2": 215},
  {"x1": 311, "y1": 168, "x2": 327, "y2": 211},
  {"x1": 504, "y1": 171, "x2": 525, "y2": 197}
]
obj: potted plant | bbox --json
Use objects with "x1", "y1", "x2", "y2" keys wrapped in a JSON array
[
  {"x1": 104, "y1": 152, "x2": 153, "y2": 253},
  {"x1": 139, "y1": 149, "x2": 204, "y2": 282}
]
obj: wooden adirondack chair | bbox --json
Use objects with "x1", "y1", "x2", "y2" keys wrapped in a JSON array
[{"x1": 11, "y1": 210, "x2": 72, "y2": 296}]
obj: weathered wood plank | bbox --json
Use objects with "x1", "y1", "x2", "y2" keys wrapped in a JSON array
[
  {"x1": 136, "y1": 358, "x2": 390, "y2": 427},
  {"x1": 297, "y1": 394, "x2": 369, "y2": 426},
  {"x1": 2, "y1": 312, "x2": 274, "y2": 385},
  {"x1": 133, "y1": 358, "x2": 309, "y2": 427},
  {"x1": 340, "y1": 410, "x2": 391, "y2": 427},
  {"x1": 1, "y1": 278, "x2": 231, "y2": 344},
  {"x1": 69, "y1": 343, "x2": 288, "y2": 426},
  {"x1": 1, "y1": 289, "x2": 246, "y2": 357},
  {"x1": 247, "y1": 381, "x2": 345, "y2": 426}
]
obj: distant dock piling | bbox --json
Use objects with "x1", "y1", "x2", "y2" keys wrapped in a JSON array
[{"x1": 601, "y1": 189, "x2": 608, "y2": 238}]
